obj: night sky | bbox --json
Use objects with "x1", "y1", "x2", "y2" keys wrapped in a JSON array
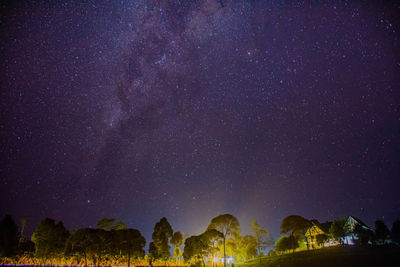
[{"x1": 1, "y1": 0, "x2": 399, "y2": 244}]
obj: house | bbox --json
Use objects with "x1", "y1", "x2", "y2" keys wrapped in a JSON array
[
  {"x1": 304, "y1": 216, "x2": 375, "y2": 249},
  {"x1": 341, "y1": 216, "x2": 373, "y2": 245},
  {"x1": 305, "y1": 221, "x2": 333, "y2": 249}
]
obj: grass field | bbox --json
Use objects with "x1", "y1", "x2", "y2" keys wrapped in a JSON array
[{"x1": 237, "y1": 246, "x2": 400, "y2": 267}]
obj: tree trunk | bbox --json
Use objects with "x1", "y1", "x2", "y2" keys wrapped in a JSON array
[
  {"x1": 128, "y1": 252, "x2": 130, "y2": 267},
  {"x1": 223, "y1": 236, "x2": 226, "y2": 267}
]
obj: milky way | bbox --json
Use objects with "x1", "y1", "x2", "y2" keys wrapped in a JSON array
[{"x1": 1, "y1": 0, "x2": 399, "y2": 242}]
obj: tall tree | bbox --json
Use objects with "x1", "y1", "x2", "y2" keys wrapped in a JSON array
[
  {"x1": 374, "y1": 220, "x2": 390, "y2": 243},
  {"x1": 149, "y1": 217, "x2": 173, "y2": 261},
  {"x1": 329, "y1": 219, "x2": 346, "y2": 243},
  {"x1": 202, "y1": 229, "x2": 223, "y2": 263},
  {"x1": 207, "y1": 214, "x2": 240, "y2": 267},
  {"x1": 114, "y1": 229, "x2": 146, "y2": 267},
  {"x1": 183, "y1": 234, "x2": 208, "y2": 266},
  {"x1": 0, "y1": 215, "x2": 19, "y2": 257},
  {"x1": 251, "y1": 220, "x2": 273, "y2": 255},
  {"x1": 32, "y1": 218, "x2": 69, "y2": 260},
  {"x1": 392, "y1": 220, "x2": 400, "y2": 243},
  {"x1": 65, "y1": 228, "x2": 101, "y2": 266}
]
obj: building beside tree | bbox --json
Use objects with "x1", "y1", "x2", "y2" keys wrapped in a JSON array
[
  {"x1": 304, "y1": 221, "x2": 333, "y2": 249},
  {"x1": 341, "y1": 216, "x2": 373, "y2": 245}
]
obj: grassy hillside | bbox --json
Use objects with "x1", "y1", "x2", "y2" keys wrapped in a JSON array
[{"x1": 238, "y1": 247, "x2": 400, "y2": 267}]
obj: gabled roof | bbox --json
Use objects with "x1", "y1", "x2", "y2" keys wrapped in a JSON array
[
  {"x1": 344, "y1": 216, "x2": 372, "y2": 232},
  {"x1": 305, "y1": 221, "x2": 332, "y2": 236}
]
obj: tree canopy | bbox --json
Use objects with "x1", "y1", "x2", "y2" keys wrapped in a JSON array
[
  {"x1": 251, "y1": 220, "x2": 273, "y2": 254},
  {"x1": 149, "y1": 217, "x2": 173, "y2": 261},
  {"x1": 65, "y1": 227, "x2": 145, "y2": 267},
  {"x1": 392, "y1": 220, "x2": 400, "y2": 243},
  {"x1": 280, "y1": 215, "x2": 310, "y2": 235},
  {"x1": 65, "y1": 228, "x2": 102, "y2": 265},
  {"x1": 207, "y1": 214, "x2": 240, "y2": 267},
  {"x1": 374, "y1": 220, "x2": 390, "y2": 241},
  {"x1": 170, "y1": 231, "x2": 183, "y2": 248},
  {"x1": 31, "y1": 218, "x2": 69, "y2": 258},
  {"x1": 329, "y1": 219, "x2": 346, "y2": 241},
  {"x1": 0, "y1": 215, "x2": 19, "y2": 257},
  {"x1": 236, "y1": 235, "x2": 258, "y2": 261},
  {"x1": 275, "y1": 235, "x2": 300, "y2": 252},
  {"x1": 183, "y1": 234, "x2": 207, "y2": 265},
  {"x1": 96, "y1": 218, "x2": 127, "y2": 231}
]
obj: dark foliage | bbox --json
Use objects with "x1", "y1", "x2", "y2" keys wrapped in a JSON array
[
  {"x1": 275, "y1": 234, "x2": 300, "y2": 252},
  {"x1": 280, "y1": 215, "x2": 311, "y2": 236},
  {"x1": 354, "y1": 224, "x2": 374, "y2": 247},
  {"x1": 31, "y1": 218, "x2": 69, "y2": 258},
  {"x1": 0, "y1": 215, "x2": 19, "y2": 257},
  {"x1": 392, "y1": 220, "x2": 400, "y2": 243},
  {"x1": 374, "y1": 220, "x2": 390, "y2": 243}
]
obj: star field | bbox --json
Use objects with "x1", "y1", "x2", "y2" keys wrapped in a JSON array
[{"x1": 1, "y1": 0, "x2": 399, "y2": 242}]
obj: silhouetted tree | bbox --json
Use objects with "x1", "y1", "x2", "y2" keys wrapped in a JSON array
[
  {"x1": 207, "y1": 214, "x2": 240, "y2": 267},
  {"x1": 183, "y1": 229, "x2": 223, "y2": 266},
  {"x1": 280, "y1": 215, "x2": 310, "y2": 236},
  {"x1": 275, "y1": 235, "x2": 299, "y2": 253},
  {"x1": 31, "y1": 218, "x2": 69, "y2": 260},
  {"x1": 183, "y1": 234, "x2": 207, "y2": 266},
  {"x1": 374, "y1": 220, "x2": 390, "y2": 244},
  {"x1": 392, "y1": 220, "x2": 400, "y2": 243},
  {"x1": 18, "y1": 238, "x2": 35, "y2": 254},
  {"x1": 65, "y1": 228, "x2": 102, "y2": 266},
  {"x1": 171, "y1": 231, "x2": 183, "y2": 248},
  {"x1": 354, "y1": 224, "x2": 373, "y2": 247},
  {"x1": 0, "y1": 215, "x2": 19, "y2": 257},
  {"x1": 203, "y1": 229, "x2": 223, "y2": 260},
  {"x1": 113, "y1": 229, "x2": 146, "y2": 267},
  {"x1": 149, "y1": 217, "x2": 173, "y2": 262}
]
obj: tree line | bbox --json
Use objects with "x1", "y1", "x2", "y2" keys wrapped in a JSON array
[
  {"x1": 0, "y1": 214, "x2": 273, "y2": 266},
  {"x1": 1, "y1": 213, "x2": 399, "y2": 266}
]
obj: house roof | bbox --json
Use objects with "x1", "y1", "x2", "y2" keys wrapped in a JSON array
[
  {"x1": 345, "y1": 216, "x2": 372, "y2": 232},
  {"x1": 305, "y1": 221, "x2": 332, "y2": 236}
]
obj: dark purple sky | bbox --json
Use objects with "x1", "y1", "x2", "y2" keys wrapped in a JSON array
[{"x1": 1, "y1": 0, "x2": 399, "y2": 244}]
